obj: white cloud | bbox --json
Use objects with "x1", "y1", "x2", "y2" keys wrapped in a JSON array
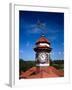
[
  {"x1": 19, "y1": 49, "x2": 24, "y2": 54},
  {"x1": 52, "y1": 52, "x2": 55, "y2": 55},
  {"x1": 26, "y1": 22, "x2": 48, "y2": 34},
  {"x1": 26, "y1": 42, "x2": 30, "y2": 47},
  {"x1": 58, "y1": 51, "x2": 61, "y2": 55}
]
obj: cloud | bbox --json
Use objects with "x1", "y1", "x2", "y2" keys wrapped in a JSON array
[
  {"x1": 28, "y1": 27, "x2": 42, "y2": 34},
  {"x1": 58, "y1": 51, "x2": 61, "y2": 55},
  {"x1": 22, "y1": 21, "x2": 63, "y2": 36},
  {"x1": 19, "y1": 49, "x2": 24, "y2": 54},
  {"x1": 23, "y1": 24, "x2": 40, "y2": 34},
  {"x1": 52, "y1": 52, "x2": 55, "y2": 55},
  {"x1": 23, "y1": 22, "x2": 48, "y2": 34},
  {"x1": 26, "y1": 42, "x2": 30, "y2": 47}
]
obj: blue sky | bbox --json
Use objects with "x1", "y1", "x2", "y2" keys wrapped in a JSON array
[{"x1": 19, "y1": 11, "x2": 64, "y2": 61}]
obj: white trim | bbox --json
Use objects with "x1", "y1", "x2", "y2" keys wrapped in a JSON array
[
  {"x1": 36, "y1": 63, "x2": 49, "y2": 66},
  {"x1": 39, "y1": 43, "x2": 50, "y2": 47}
]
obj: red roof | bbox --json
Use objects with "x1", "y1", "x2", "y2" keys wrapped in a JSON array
[
  {"x1": 36, "y1": 35, "x2": 50, "y2": 44},
  {"x1": 19, "y1": 66, "x2": 64, "y2": 79}
]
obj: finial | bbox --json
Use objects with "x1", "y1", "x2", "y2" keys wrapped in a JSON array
[{"x1": 41, "y1": 34, "x2": 45, "y2": 37}]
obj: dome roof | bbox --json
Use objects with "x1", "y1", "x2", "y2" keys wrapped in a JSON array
[{"x1": 36, "y1": 34, "x2": 50, "y2": 44}]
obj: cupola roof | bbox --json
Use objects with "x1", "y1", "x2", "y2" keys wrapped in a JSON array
[{"x1": 36, "y1": 34, "x2": 50, "y2": 44}]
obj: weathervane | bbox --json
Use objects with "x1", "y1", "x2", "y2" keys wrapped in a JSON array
[{"x1": 36, "y1": 19, "x2": 46, "y2": 35}]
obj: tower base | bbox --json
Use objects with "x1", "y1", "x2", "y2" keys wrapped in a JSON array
[
  {"x1": 36, "y1": 66, "x2": 49, "y2": 74},
  {"x1": 36, "y1": 63, "x2": 49, "y2": 67}
]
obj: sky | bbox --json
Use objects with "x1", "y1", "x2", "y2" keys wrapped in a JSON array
[{"x1": 19, "y1": 10, "x2": 64, "y2": 61}]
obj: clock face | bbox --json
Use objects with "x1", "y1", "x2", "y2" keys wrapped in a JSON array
[{"x1": 38, "y1": 52, "x2": 47, "y2": 63}]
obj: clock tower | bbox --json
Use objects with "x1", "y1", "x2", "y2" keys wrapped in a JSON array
[{"x1": 34, "y1": 34, "x2": 52, "y2": 73}]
